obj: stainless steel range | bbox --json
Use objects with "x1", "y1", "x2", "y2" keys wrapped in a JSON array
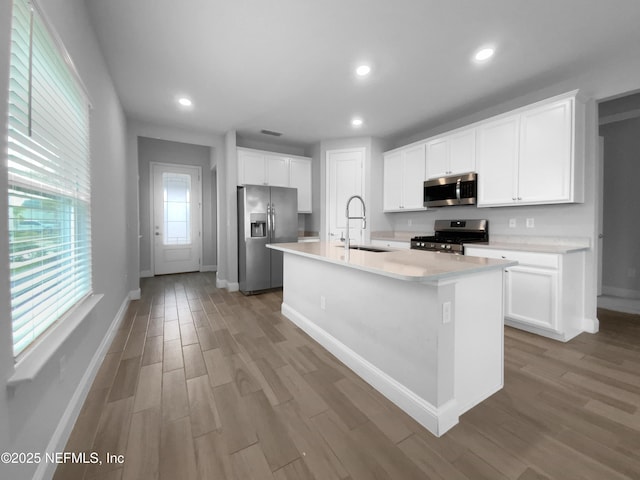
[{"x1": 410, "y1": 219, "x2": 489, "y2": 254}]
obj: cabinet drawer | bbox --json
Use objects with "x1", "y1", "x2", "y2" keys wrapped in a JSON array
[
  {"x1": 465, "y1": 248, "x2": 559, "y2": 269},
  {"x1": 371, "y1": 239, "x2": 409, "y2": 250}
]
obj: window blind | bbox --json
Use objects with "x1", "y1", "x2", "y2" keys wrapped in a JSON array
[{"x1": 7, "y1": 0, "x2": 92, "y2": 357}]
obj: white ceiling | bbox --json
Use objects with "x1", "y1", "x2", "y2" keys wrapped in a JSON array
[{"x1": 85, "y1": 0, "x2": 640, "y2": 146}]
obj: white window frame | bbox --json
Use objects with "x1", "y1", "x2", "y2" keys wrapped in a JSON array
[{"x1": 6, "y1": 0, "x2": 101, "y2": 385}]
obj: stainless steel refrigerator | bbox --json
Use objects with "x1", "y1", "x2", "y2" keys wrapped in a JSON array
[{"x1": 238, "y1": 185, "x2": 298, "y2": 294}]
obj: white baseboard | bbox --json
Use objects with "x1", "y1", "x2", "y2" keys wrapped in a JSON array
[
  {"x1": 601, "y1": 285, "x2": 640, "y2": 299},
  {"x1": 140, "y1": 269, "x2": 153, "y2": 278},
  {"x1": 598, "y1": 295, "x2": 640, "y2": 315},
  {"x1": 582, "y1": 316, "x2": 600, "y2": 333},
  {"x1": 226, "y1": 282, "x2": 239, "y2": 292},
  {"x1": 281, "y1": 302, "x2": 458, "y2": 436},
  {"x1": 201, "y1": 264, "x2": 217, "y2": 272},
  {"x1": 215, "y1": 273, "x2": 226, "y2": 289},
  {"x1": 129, "y1": 288, "x2": 141, "y2": 300},
  {"x1": 33, "y1": 294, "x2": 131, "y2": 480}
]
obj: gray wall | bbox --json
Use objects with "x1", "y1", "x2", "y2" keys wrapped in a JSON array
[
  {"x1": 0, "y1": 0, "x2": 132, "y2": 478},
  {"x1": 137, "y1": 137, "x2": 216, "y2": 274},
  {"x1": 600, "y1": 116, "x2": 640, "y2": 296}
]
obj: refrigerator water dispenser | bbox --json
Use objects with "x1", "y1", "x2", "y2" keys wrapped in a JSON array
[{"x1": 251, "y1": 221, "x2": 266, "y2": 237}]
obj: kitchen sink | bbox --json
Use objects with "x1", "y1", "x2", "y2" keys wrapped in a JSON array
[{"x1": 348, "y1": 245, "x2": 389, "y2": 253}]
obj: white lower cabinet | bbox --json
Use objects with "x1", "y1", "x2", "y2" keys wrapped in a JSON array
[
  {"x1": 505, "y1": 265, "x2": 558, "y2": 331},
  {"x1": 465, "y1": 246, "x2": 586, "y2": 342}
]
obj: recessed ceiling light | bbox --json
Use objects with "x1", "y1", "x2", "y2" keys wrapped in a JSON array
[
  {"x1": 474, "y1": 47, "x2": 495, "y2": 62},
  {"x1": 355, "y1": 65, "x2": 371, "y2": 76},
  {"x1": 351, "y1": 117, "x2": 363, "y2": 127},
  {"x1": 177, "y1": 97, "x2": 192, "y2": 107}
]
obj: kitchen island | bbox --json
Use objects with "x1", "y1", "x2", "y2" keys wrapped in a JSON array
[{"x1": 267, "y1": 242, "x2": 516, "y2": 436}]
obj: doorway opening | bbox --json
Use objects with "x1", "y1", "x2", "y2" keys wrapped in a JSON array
[{"x1": 597, "y1": 91, "x2": 640, "y2": 314}]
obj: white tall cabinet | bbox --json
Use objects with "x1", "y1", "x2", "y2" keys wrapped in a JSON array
[
  {"x1": 237, "y1": 147, "x2": 312, "y2": 213},
  {"x1": 476, "y1": 91, "x2": 583, "y2": 207},
  {"x1": 383, "y1": 143, "x2": 426, "y2": 212}
]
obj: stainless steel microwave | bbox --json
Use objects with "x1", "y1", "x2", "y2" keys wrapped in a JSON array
[{"x1": 423, "y1": 172, "x2": 477, "y2": 207}]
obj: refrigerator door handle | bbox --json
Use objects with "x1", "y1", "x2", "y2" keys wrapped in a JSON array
[
  {"x1": 271, "y1": 203, "x2": 276, "y2": 237},
  {"x1": 266, "y1": 203, "x2": 272, "y2": 239}
]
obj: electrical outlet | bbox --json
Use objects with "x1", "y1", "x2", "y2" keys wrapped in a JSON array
[
  {"x1": 509, "y1": 218, "x2": 517, "y2": 228},
  {"x1": 442, "y1": 301, "x2": 451, "y2": 324},
  {"x1": 408, "y1": 218, "x2": 412, "y2": 226},
  {"x1": 320, "y1": 296, "x2": 326, "y2": 310},
  {"x1": 526, "y1": 218, "x2": 535, "y2": 228}
]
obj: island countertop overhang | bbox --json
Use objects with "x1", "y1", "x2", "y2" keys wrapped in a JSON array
[{"x1": 268, "y1": 242, "x2": 516, "y2": 282}]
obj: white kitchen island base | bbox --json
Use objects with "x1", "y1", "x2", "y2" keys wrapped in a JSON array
[{"x1": 270, "y1": 243, "x2": 512, "y2": 437}]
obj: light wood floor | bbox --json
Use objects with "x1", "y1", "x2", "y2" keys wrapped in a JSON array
[{"x1": 54, "y1": 272, "x2": 640, "y2": 480}]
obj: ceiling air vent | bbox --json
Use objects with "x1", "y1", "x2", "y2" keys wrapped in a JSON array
[{"x1": 260, "y1": 129, "x2": 283, "y2": 137}]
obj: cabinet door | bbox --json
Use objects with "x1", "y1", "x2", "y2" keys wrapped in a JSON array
[
  {"x1": 383, "y1": 151, "x2": 404, "y2": 211},
  {"x1": 289, "y1": 158, "x2": 312, "y2": 213},
  {"x1": 266, "y1": 155, "x2": 289, "y2": 187},
  {"x1": 402, "y1": 144, "x2": 426, "y2": 209},
  {"x1": 518, "y1": 98, "x2": 573, "y2": 203},
  {"x1": 476, "y1": 115, "x2": 519, "y2": 206},
  {"x1": 448, "y1": 128, "x2": 476, "y2": 175},
  {"x1": 238, "y1": 150, "x2": 266, "y2": 185},
  {"x1": 505, "y1": 265, "x2": 558, "y2": 331},
  {"x1": 426, "y1": 138, "x2": 448, "y2": 178}
]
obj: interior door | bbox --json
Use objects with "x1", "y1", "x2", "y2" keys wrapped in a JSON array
[
  {"x1": 327, "y1": 148, "x2": 364, "y2": 245},
  {"x1": 152, "y1": 163, "x2": 202, "y2": 275}
]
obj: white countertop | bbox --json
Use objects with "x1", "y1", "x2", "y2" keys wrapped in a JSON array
[
  {"x1": 268, "y1": 242, "x2": 515, "y2": 282},
  {"x1": 464, "y1": 241, "x2": 589, "y2": 254}
]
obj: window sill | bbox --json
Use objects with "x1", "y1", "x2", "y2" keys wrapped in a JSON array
[{"x1": 7, "y1": 293, "x2": 104, "y2": 388}]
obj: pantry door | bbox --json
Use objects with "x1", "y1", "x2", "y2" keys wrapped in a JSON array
[
  {"x1": 327, "y1": 148, "x2": 365, "y2": 245},
  {"x1": 152, "y1": 163, "x2": 202, "y2": 275}
]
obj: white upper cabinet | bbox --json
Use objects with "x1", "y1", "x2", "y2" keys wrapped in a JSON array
[
  {"x1": 383, "y1": 143, "x2": 426, "y2": 212},
  {"x1": 518, "y1": 99, "x2": 573, "y2": 203},
  {"x1": 383, "y1": 151, "x2": 403, "y2": 211},
  {"x1": 266, "y1": 155, "x2": 289, "y2": 187},
  {"x1": 477, "y1": 91, "x2": 583, "y2": 207},
  {"x1": 238, "y1": 148, "x2": 268, "y2": 185},
  {"x1": 289, "y1": 157, "x2": 312, "y2": 213},
  {"x1": 426, "y1": 128, "x2": 476, "y2": 179},
  {"x1": 237, "y1": 147, "x2": 313, "y2": 213},
  {"x1": 476, "y1": 115, "x2": 520, "y2": 206}
]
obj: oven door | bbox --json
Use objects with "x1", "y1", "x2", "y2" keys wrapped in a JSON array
[{"x1": 423, "y1": 173, "x2": 477, "y2": 207}]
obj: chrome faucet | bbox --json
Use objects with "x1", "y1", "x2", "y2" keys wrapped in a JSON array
[{"x1": 344, "y1": 194, "x2": 366, "y2": 253}]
